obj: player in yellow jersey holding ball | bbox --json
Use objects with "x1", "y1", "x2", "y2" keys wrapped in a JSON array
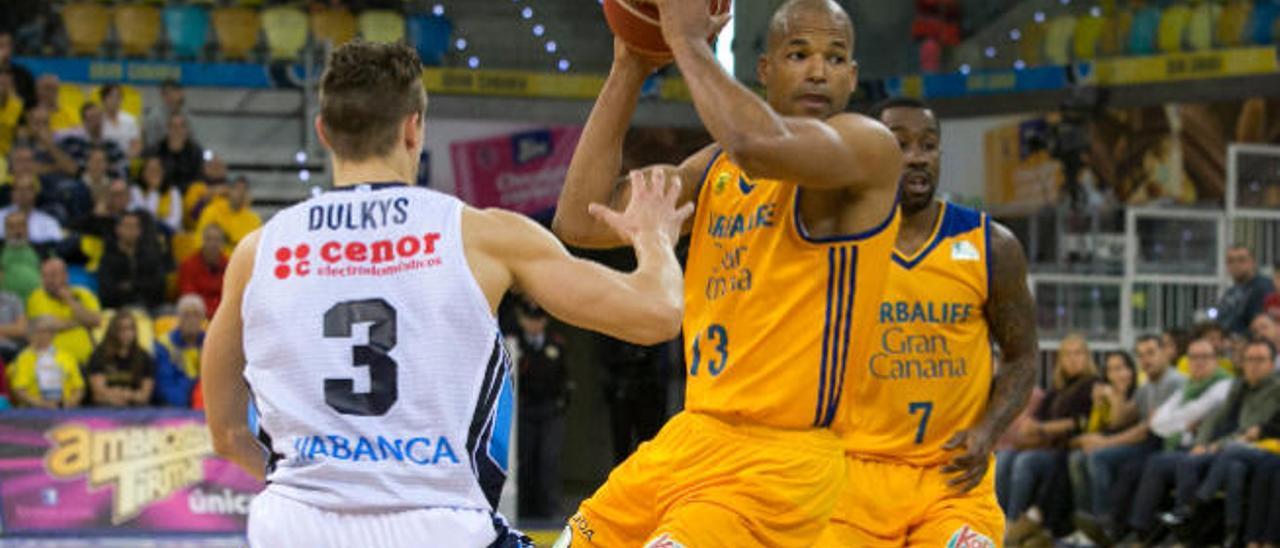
[
  {"x1": 553, "y1": 0, "x2": 905, "y2": 546},
  {"x1": 816, "y1": 98, "x2": 1039, "y2": 547}
]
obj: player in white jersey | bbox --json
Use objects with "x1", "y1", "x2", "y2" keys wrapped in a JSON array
[{"x1": 201, "y1": 41, "x2": 691, "y2": 548}]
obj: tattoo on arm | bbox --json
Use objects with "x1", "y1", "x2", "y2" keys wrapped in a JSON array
[{"x1": 980, "y1": 221, "x2": 1039, "y2": 438}]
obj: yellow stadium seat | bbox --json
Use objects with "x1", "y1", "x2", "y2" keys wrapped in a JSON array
[
  {"x1": 359, "y1": 10, "x2": 405, "y2": 44},
  {"x1": 1186, "y1": 3, "x2": 1218, "y2": 51},
  {"x1": 1217, "y1": 0, "x2": 1252, "y2": 47},
  {"x1": 1099, "y1": 8, "x2": 1132, "y2": 56},
  {"x1": 1017, "y1": 22, "x2": 1047, "y2": 66},
  {"x1": 212, "y1": 7, "x2": 261, "y2": 60},
  {"x1": 153, "y1": 314, "x2": 178, "y2": 339},
  {"x1": 1157, "y1": 4, "x2": 1192, "y2": 53},
  {"x1": 58, "y1": 84, "x2": 86, "y2": 114},
  {"x1": 94, "y1": 308, "x2": 157, "y2": 355},
  {"x1": 1044, "y1": 15, "x2": 1078, "y2": 65},
  {"x1": 262, "y1": 6, "x2": 308, "y2": 60},
  {"x1": 114, "y1": 4, "x2": 162, "y2": 57},
  {"x1": 63, "y1": 3, "x2": 111, "y2": 56},
  {"x1": 1073, "y1": 13, "x2": 1107, "y2": 60},
  {"x1": 311, "y1": 7, "x2": 357, "y2": 48}
]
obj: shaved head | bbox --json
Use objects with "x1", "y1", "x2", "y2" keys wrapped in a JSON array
[{"x1": 767, "y1": 0, "x2": 854, "y2": 52}]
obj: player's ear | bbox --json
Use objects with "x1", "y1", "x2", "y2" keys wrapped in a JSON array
[
  {"x1": 848, "y1": 59, "x2": 860, "y2": 94},
  {"x1": 402, "y1": 113, "x2": 422, "y2": 154},
  {"x1": 757, "y1": 53, "x2": 769, "y2": 84},
  {"x1": 314, "y1": 116, "x2": 331, "y2": 150}
]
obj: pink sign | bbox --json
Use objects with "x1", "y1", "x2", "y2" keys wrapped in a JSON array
[{"x1": 450, "y1": 127, "x2": 584, "y2": 214}]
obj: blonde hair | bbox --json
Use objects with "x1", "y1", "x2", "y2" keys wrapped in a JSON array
[{"x1": 1054, "y1": 332, "x2": 1099, "y2": 389}]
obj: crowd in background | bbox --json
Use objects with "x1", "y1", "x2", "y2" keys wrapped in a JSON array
[
  {"x1": 0, "y1": 30, "x2": 261, "y2": 413},
  {"x1": 998, "y1": 246, "x2": 1280, "y2": 547}
]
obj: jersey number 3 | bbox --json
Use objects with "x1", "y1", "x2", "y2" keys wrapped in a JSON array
[{"x1": 323, "y1": 299, "x2": 398, "y2": 416}]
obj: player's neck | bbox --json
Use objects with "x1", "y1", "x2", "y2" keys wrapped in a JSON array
[
  {"x1": 899, "y1": 199, "x2": 943, "y2": 241},
  {"x1": 331, "y1": 157, "x2": 413, "y2": 188}
]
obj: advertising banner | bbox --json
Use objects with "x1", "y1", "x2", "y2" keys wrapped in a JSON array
[
  {"x1": 0, "y1": 409, "x2": 260, "y2": 536},
  {"x1": 450, "y1": 127, "x2": 584, "y2": 215}
]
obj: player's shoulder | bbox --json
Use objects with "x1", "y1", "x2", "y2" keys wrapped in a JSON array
[{"x1": 934, "y1": 201, "x2": 986, "y2": 240}]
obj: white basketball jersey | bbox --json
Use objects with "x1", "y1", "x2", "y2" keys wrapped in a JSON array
[{"x1": 242, "y1": 183, "x2": 512, "y2": 513}]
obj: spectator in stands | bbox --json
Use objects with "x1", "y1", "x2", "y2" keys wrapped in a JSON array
[
  {"x1": 1004, "y1": 334, "x2": 1100, "y2": 544},
  {"x1": 149, "y1": 113, "x2": 203, "y2": 193},
  {"x1": 196, "y1": 175, "x2": 259, "y2": 247},
  {"x1": 1074, "y1": 335, "x2": 1186, "y2": 544},
  {"x1": 55, "y1": 102, "x2": 126, "y2": 177},
  {"x1": 86, "y1": 312, "x2": 154, "y2": 407},
  {"x1": 1070, "y1": 351, "x2": 1140, "y2": 514},
  {"x1": 0, "y1": 174, "x2": 62, "y2": 245},
  {"x1": 1159, "y1": 339, "x2": 1280, "y2": 546},
  {"x1": 4, "y1": 143, "x2": 35, "y2": 184},
  {"x1": 995, "y1": 385, "x2": 1046, "y2": 509},
  {"x1": 1177, "y1": 321, "x2": 1235, "y2": 377},
  {"x1": 0, "y1": 68, "x2": 23, "y2": 158},
  {"x1": 1217, "y1": 245, "x2": 1275, "y2": 337},
  {"x1": 97, "y1": 212, "x2": 166, "y2": 311},
  {"x1": 34, "y1": 74, "x2": 78, "y2": 133},
  {"x1": 98, "y1": 84, "x2": 140, "y2": 159},
  {"x1": 183, "y1": 153, "x2": 228, "y2": 230},
  {"x1": 509, "y1": 297, "x2": 570, "y2": 520},
  {"x1": 178, "y1": 223, "x2": 226, "y2": 317},
  {"x1": 25, "y1": 257, "x2": 101, "y2": 366},
  {"x1": 7, "y1": 315, "x2": 83, "y2": 409},
  {"x1": 16, "y1": 106, "x2": 77, "y2": 177},
  {"x1": 0, "y1": 32, "x2": 35, "y2": 108},
  {"x1": 1, "y1": 212, "x2": 44, "y2": 300},
  {"x1": 1265, "y1": 261, "x2": 1280, "y2": 320},
  {"x1": 599, "y1": 337, "x2": 669, "y2": 464},
  {"x1": 129, "y1": 156, "x2": 181, "y2": 233},
  {"x1": 143, "y1": 79, "x2": 187, "y2": 150},
  {"x1": 0, "y1": 267, "x2": 27, "y2": 363},
  {"x1": 1243, "y1": 400, "x2": 1280, "y2": 547},
  {"x1": 1251, "y1": 313, "x2": 1280, "y2": 370},
  {"x1": 153, "y1": 294, "x2": 204, "y2": 408},
  {"x1": 75, "y1": 178, "x2": 132, "y2": 239},
  {"x1": 1120, "y1": 338, "x2": 1234, "y2": 543}
]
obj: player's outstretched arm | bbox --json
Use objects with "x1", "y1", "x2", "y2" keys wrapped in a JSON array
[
  {"x1": 471, "y1": 170, "x2": 691, "y2": 344},
  {"x1": 553, "y1": 38, "x2": 711, "y2": 250},
  {"x1": 943, "y1": 222, "x2": 1038, "y2": 492},
  {"x1": 655, "y1": 0, "x2": 901, "y2": 192},
  {"x1": 203, "y1": 230, "x2": 266, "y2": 482}
]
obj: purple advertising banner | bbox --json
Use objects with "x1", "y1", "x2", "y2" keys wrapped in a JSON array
[
  {"x1": 0, "y1": 409, "x2": 261, "y2": 536},
  {"x1": 450, "y1": 127, "x2": 584, "y2": 215}
]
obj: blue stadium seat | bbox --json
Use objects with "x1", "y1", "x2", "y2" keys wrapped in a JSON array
[
  {"x1": 1128, "y1": 5, "x2": 1161, "y2": 55},
  {"x1": 163, "y1": 5, "x2": 211, "y2": 59},
  {"x1": 406, "y1": 14, "x2": 453, "y2": 66},
  {"x1": 1247, "y1": 0, "x2": 1280, "y2": 45}
]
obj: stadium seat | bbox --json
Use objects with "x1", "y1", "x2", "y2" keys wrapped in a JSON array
[
  {"x1": 212, "y1": 7, "x2": 261, "y2": 60},
  {"x1": 1217, "y1": 0, "x2": 1252, "y2": 47},
  {"x1": 1044, "y1": 15, "x2": 1077, "y2": 65},
  {"x1": 153, "y1": 314, "x2": 178, "y2": 339},
  {"x1": 1247, "y1": 0, "x2": 1280, "y2": 45},
  {"x1": 1156, "y1": 4, "x2": 1192, "y2": 53},
  {"x1": 310, "y1": 7, "x2": 357, "y2": 48},
  {"x1": 406, "y1": 13, "x2": 453, "y2": 66},
  {"x1": 1128, "y1": 5, "x2": 1161, "y2": 55},
  {"x1": 163, "y1": 5, "x2": 210, "y2": 59},
  {"x1": 1186, "y1": 2, "x2": 1218, "y2": 51},
  {"x1": 918, "y1": 38, "x2": 942, "y2": 73},
  {"x1": 63, "y1": 2, "x2": 111, "y2": 56},
  {"x1": 114, "y1": 4, "x2": 162, "y2": 57},
  {"x1": 1099, "y1": 8, "x2": 1132, "y2": 57},
  {"x1": 359, "y1": 10, "x2": 406, "y2": 44},
  {"x1": 1072, "y1": 12, "x2": 1106, "y2": 60},
  {"x1": 262, "y1": 6, "x2": 309, "y2": 60},
  {"x1": 1017, "y1": 21, "x2": 1047, "y2": 66}
]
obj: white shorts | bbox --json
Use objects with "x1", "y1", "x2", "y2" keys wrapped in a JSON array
[{"x1": 248, "y1": 489, "x2": 503, "y2": 547}]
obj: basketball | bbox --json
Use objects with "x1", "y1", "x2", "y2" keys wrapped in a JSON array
[{"x1": 602, "y1": 0, "x2": 733, "y2": 61}]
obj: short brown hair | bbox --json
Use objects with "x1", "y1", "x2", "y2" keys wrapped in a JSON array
[{"x1": 319, "y1": 40, "x2": 426, "y2": 161}]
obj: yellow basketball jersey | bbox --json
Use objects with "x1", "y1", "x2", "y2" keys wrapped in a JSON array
[
  {"x1": 843, "y1": 201, "x2": 994, "y2": 466},
  {"x1": 683, "y1": 151, "x2": 899, "y2": 431}
]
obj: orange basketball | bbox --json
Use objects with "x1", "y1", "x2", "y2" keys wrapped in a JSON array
[{"x1": 602, "y1": 0, "x2": 732, "y2": 61}]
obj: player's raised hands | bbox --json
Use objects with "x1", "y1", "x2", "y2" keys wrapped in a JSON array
[{"x1": 589, "y1": 168, "x2": 694, "y2": 247}]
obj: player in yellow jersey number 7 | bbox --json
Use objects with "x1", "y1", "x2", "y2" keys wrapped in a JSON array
[
  {"x1": 553, "y1": 0, "x2": 905, "y2": 546},
  {"x1": 814, "y1": 98, "x2": 1039, "y2": 547}
]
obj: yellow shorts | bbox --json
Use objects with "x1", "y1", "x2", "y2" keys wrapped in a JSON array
[
  {"x1": 816, "y1": 456, "x2": 1004, "y2": 548},
  {"x1": 562, "y1": 411, "x2": 845, "y2": 548}
]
